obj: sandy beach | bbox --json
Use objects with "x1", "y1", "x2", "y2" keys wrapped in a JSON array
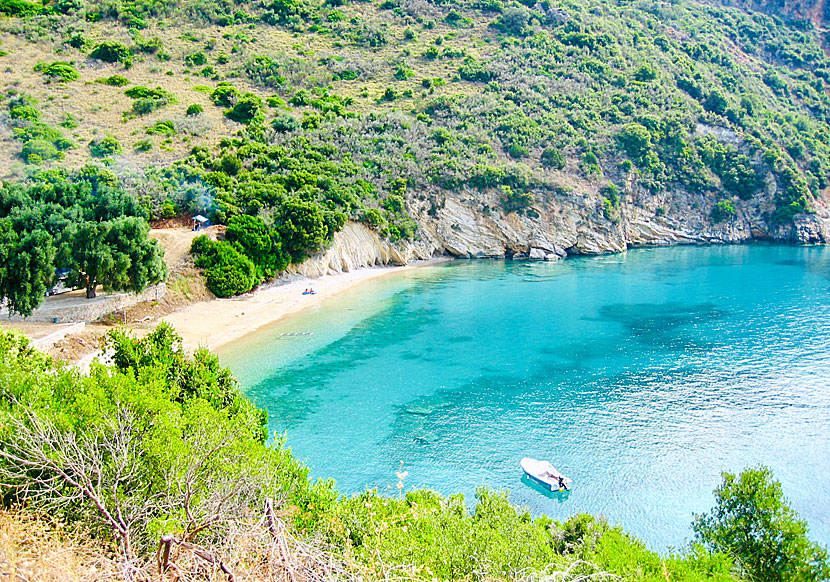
[{"x1": 161, "y1": 261, "x2": 440, "y2": 352}]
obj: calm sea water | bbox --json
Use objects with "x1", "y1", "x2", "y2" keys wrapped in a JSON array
[{"x1": 218, "y1": 245, "x2": 830, "y2": 550}]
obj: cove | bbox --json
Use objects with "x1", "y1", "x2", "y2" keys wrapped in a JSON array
[{"x1": 217, "y1": 244, "x2": 830, "y2": 551}]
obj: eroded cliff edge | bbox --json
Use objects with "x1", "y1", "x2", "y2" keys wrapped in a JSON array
[{"x1": 292, "y1": 179, "x2": 830, "y2": 277}]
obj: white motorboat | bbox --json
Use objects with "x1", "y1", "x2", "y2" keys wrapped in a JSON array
[{"x1": 521, "y1": 457, "x2": 572, "y2": 491}]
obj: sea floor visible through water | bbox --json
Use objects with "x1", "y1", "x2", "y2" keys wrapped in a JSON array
[{"x1": 218, "y1": 244, "x2": 830, "y2": 551}]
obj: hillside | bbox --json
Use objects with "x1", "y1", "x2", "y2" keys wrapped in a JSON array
[{"x1": 2, "y1": 0, "x2": 830, "y2": 275}]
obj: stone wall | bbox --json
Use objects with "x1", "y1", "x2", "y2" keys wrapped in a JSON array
[{"x1": 3, "y1": 284, "x2": 167, "y2": 324}]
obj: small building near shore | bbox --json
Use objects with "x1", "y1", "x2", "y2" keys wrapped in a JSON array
[{"x1": 192, "y1": 215, "x2": 209, "y2": 231}]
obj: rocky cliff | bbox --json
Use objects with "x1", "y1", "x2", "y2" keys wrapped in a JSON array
[
  {"x1": 407, "y1": 184, "x2": 830, "y2": 260},
  {"x1": 293, "y1": 181, "x2": 830, "y2": 277}
]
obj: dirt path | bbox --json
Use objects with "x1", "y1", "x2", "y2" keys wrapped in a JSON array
[{"x1": 149, "y1": 225, "x2": 222, "y2": 270}]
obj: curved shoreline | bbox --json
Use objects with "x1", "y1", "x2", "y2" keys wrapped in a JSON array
[{"x1": 160, "y1": 259, "x2": 448, "y2": 353}]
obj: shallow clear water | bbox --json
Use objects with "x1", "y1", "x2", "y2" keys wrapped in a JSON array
[{"x1": 218, "y1": 245, "x2": 830, "y2": 550}]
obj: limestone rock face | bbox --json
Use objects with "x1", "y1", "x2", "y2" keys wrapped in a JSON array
[
  {"x1": 287, "y1": 222, "x2": 435, "y2": 278},
  {"x1": 292, "y1": 177, "x2": 830, "y2": 275}
]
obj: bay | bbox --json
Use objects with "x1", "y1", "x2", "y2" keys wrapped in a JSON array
[{"x1": 218, "y1": 244, "x2": 830, "y2": 550}]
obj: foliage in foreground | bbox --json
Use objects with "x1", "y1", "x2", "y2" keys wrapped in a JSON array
[
  {"x1": 694, "y1": 467, "x2": 830, "y2": 582},
  {"x1": 0, "y1": 326, "x2": 825, "y2": 580}
]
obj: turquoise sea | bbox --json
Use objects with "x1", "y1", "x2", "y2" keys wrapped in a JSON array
[{"x1": 218, "y1": 245, "x2": 830, "y2": 550}]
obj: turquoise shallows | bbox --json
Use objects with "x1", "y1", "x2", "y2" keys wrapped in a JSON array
[{"x1": 218, "y1": 245, "x2": 830, "y2": 550}]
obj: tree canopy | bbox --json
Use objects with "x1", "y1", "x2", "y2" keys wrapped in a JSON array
[
  {"x1": 0, "y1": 168, "x2": 166, "y2": 312},
  {"x1": 694, "y1": 466, "x2": 830, "y2": 582}
]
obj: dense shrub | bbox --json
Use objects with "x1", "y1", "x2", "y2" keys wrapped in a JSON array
[
  {"x1": 9, "y1": 105, "x2": 41, "y2": 122},
  {"x1": 272, "y1": 111, "x2": 300, "y2": 132},
  {"x1": 501, "y1": 185, "x2": 533, "y2": 213},
  {"x1": 184, "y1": 51, "x2": 207, "y2": 66},
  {"x1": 710, "y1": 199, "x2": 736, "y2": 223},
  {"x1": 34, "y1": 61, "x2": 80, "y2": 82},
  {"x1": 211, "y1": 83, "x2": 240, "y2": 107},
  {"x1": 225, "y1": 93, "x2": 264, "y2": 124},
  {"x1": 95, "y1": 74, "x2": 129, "y2": 86},
  {"x1": 145, "y1": 120, "x2": 176, "y2": 136},
  {"x1": 125, "y1": 86, "x2": 176, "y2": 116},
  {"x1": 89, "y1": 41, "x2": 131, "y2": 66},
  {"x1": 0, "y1": 0, "x2": 45, "y2": 16},
  {"x1": 458, "y1": 57, "x2": 496, "y2": 82},
  {"x1": 244, "y1": 56, "x2": 286, "y2": 87},
  {"x1": 541, "y1": 147, "x2": 566, "y2": 169},
  {"x1": 225, "y1": 214, "x2": 290, "y2": 280},
  {"x1": 89, "y1": 136, "x2": 123, "y2": 157},
  {"x1": 190, "y1": 236, "x2": 257, "y2": 297}
]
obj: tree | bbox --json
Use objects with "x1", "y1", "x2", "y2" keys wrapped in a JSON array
[
  {"x1": 64, "y1": 217, "x2": 166, "y2": 299},
  {"x1": 694, "y1": 467, "x2": 830, "y2": 582},
  {"x1": 226, "y1": 214, "x2": 290, "y2": 280},
  {"x1": 275, "y1": 198, "x2": 329, "y2": 262},
  {"x1": 0, "y1": 225, "x2": 55, "y2": 316}
]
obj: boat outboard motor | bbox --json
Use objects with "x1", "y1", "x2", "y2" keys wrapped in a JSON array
[{"x1": 557, "y1": 476, "x2": 568, "y2": 491}]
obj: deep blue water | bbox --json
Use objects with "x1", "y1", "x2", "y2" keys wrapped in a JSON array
[{"x1": 218, "y1": 245, "x2": 830, "y2": 551}]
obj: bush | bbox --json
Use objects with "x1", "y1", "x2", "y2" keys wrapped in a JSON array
[
  {"x1": 244, "y1": 56, "x2": 286, "y2": 88},
  {"x1": 186, "y1": 103, "x2": 204, "y2": 116},
  {"x1": 275, "y1": 198, "x2": 330, "y2": 261},
  {"x1": 694, "y1": 467, "x2": 830, "y2": 581},
  {"x1": 95, "y1": 74, "x2": 129, "y2": 86},
  {"x1": 710, "y1": 199, "x2": 736, "y2": 223},
  {"x1": 501, "y1": 185, "x2": 533, "y2": 213},
  {"x1": 125, "y1": 86, "x2": 171, "y2": 100},
  {"x1": 191, "y1": 237, "x2": 257, "y2": 297},
  {"x1": 226, "y1": 214, "x2": 289, "y2": 280},
  {"x1": 508, "y1": 143, "x2": 528, "y2": 158},
  {"x1": 617, "y1": 123, "x2": 653, "y2": 164},
  {"x1": 89, "y1": 136, "x2": 122, "y2": 158},
  {"x1": 145, "y1": 120, "x2": 176, "y2": 136},
  {"x1": 125, "y1": 86, "x2": 176, "y2": 116},
  {"x1": 20, "y1": 139, "x2": 62, "y2": 164},
  {"x1": 211, "y1": 83, "x2": 240, "y2": 107},
  {"x1": 393, "y1": 63, "x2": 414, "y2": 80},
  {"x1": 89, "y1": 41, "x2": 131, "y2": 66},
  {"x1": 34, "y1": 61, "x2": 80, "y2": 82},
  {"x1": 271, "y1": 112, "x2": 299, "y2": 133},
  {"x1": 0, "y1": 0, "x2": 45, "y2": 16},
  {"x1": 361, "y1": 207, "x2": 386, "y2": 229},
  {"x1": 541, "y1": 147, "x2": 565, "y2": 169},
  {"x1": 10, "y1": 105, "x2": 41, "y2": 122},
  {"x1": 184, "y1": 51, "x2": 207, "y2": 66},
  {"x1": 458, "y1": 57, "x2": 496, "y2": 82},
  {"x1": 224, "y1": 93, "x2": 264, "y2": 124}
]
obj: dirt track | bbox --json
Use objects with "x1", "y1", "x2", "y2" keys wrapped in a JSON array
[{"x1": 149, "y1": 225, "x2": 222, "y2": 271}]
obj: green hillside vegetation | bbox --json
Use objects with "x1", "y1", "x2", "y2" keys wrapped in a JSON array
[
  {"x1": 0, "y1": 0, "x2": 827, "y2": 223},
  {"x1": 0, "y1": 0, "x2": 827, "y2": 305},
  {"x1": 2, "y1": 325, "x2": 827, "y2": 580}
]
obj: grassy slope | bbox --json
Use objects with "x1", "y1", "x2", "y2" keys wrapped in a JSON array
[{"x1": 0, "y1": 10, "x2": 486, "y2": 175}]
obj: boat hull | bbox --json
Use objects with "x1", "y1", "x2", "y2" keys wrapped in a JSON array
[
  {"x1": 520, "y1": 457, "x2": 571, "y2": 491},
  {"x1": 526, "y1": 472, "x2": 558, "y2": 491}
]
